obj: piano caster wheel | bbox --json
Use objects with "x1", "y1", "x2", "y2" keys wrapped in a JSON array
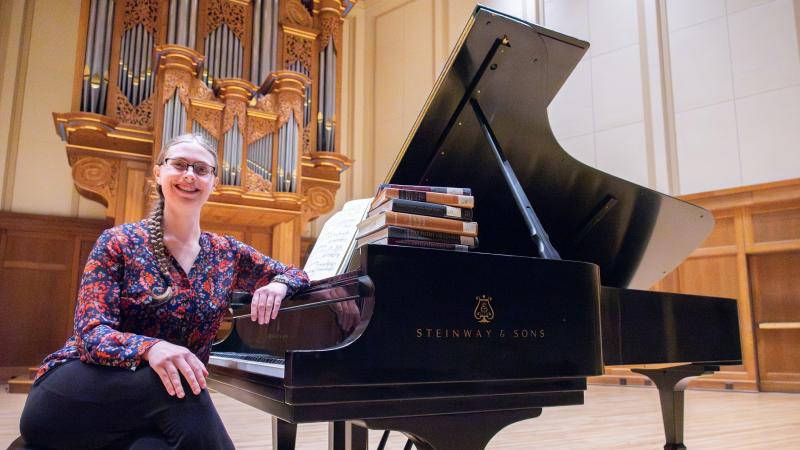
[{"x1": 664, "y1": 445, "x2": 686, "y2": 450}]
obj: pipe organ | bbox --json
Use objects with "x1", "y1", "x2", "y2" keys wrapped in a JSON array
[{"x1": 54, "y1": 0, "x2": 355, "y2": 265}]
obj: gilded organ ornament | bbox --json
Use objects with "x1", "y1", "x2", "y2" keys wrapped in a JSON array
[
  {"x1": 223, "y1": 102, "x2": 248, "y2": 134},
  {"x1": 205, "y1": 0, "x2": 246, "y2": 40},
  {"x1": 114, "y1": 88, "x2": 154, "y2": 128},
  {"x1": 71, "y1": 156, "x2": 119, "y2": 208},
  {"x1": 277, "y1": 92, "x2": 304, "y2": 129},
  {"x1": 284, "y1": 0, "x2": 313, "y2": 27},
  {"x1": 284, "y1": 35, "x2": 313, "y2": 69},
  {"x1": 245, "y1": 171, "x2": 272, "y2": 193},
  {"x1": 302, "y1": 185, "x2": 335, "y2": 221},
  {"x1": 162, "y1": 71, "x2": 193, "y2": 107},
  {"x1": 122, "y1": 0, "x2": 159, "y2": 32},
  {"x1": 319, "y1": 16, "x2": 341, "y2": 50},
  {"x1": 190, "y1": 106, "x2": 222, "y2": 139},
  {"x1": 247, "y1": 117, "x2": 277, "y2": 144}
]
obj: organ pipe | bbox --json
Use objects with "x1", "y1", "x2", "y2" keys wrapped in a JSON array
[
  {"x1": 203, "y1": 24, "x2": 243, "y2": 86},
  {"x1": 191, "y1": 121, "x2": 219, "y2": 152},
  {"x1": 247, "y1": 134, "x2": 273, "y2": 182},
  {"x1": 277, "y1": 113, "x2": 298, "y2": 192},
  {"x1": 167, "y1": 0, "x2": 198, "y2": 47},
  {"x1": 317, "y1": 39, "x2": 336, "y2": 151},
  {"x1": 161, "y1": 91, "x2": 186, "y2": 149},
  {"x1": 80, "y1": 0, "x2": 115, "y2": 114},
  {"x1": 221, "y1": 117, "x2": 243, "y2": 186},
  {"x1": 250, "y1": 0, "x2": 278, "y2": 85},
  {"x1": 117, "y1": 23, "x2": 153, "y2": 107}
]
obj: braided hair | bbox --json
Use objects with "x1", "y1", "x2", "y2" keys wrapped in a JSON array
[{"x1": 148, "y1": 133, "x2": 218, "y2": 302}]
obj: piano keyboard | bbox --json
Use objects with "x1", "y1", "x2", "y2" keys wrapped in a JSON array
[{"x1": 209, "y1": 352, "x2": 285, "y2": 378}]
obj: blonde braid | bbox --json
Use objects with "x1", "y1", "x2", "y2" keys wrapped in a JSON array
[{"x1": 147, "y1": 190, "x2": 173, "y2": 302}]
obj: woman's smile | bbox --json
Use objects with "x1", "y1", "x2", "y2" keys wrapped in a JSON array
[{"x1": 174, "y1": 182, "x2": 200, "y2": 193}]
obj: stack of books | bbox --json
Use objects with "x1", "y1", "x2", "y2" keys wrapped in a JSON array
[{"x1": 356, "y1": 184, "x2": 478, "y2": 252}]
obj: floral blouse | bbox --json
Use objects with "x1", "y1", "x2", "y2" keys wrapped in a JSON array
[{"x1": 35, "y1": 220, "x2": 309, "y2": 380}]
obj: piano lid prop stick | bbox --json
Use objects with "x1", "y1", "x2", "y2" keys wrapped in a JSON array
[{"x1": 470, "y1": 97, "x2": 561, "y2": 260}]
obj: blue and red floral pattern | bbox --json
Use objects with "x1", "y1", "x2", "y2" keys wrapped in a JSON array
[{"x1": 35, "y1": 220, "x2": 309, "y2": 380}]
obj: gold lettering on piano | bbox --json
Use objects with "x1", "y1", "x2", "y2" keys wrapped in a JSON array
[
  {"x1": 414, "y1": 328, "x2": 545, "y2": 339},
  {"x1": 413, "y1": 294, "x2": 545, "y2": 340}
]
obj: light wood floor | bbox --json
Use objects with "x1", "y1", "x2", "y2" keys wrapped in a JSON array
[{"x1": 2, "y1": 384, "x2": 799, "y2": 449}]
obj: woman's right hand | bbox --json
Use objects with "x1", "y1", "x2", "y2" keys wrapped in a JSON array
[{"x1": 143, "y1": 341, "x2": 208, "y2": 398}]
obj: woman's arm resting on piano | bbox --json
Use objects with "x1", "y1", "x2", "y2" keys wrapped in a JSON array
[
  {"x1": 250, "y1": 282, "x2": 288, "y2": 325},
  {"x1": 229, "y1": 236, "x2": 310, "y2": 324}
]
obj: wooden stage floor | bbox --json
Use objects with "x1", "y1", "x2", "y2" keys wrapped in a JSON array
[{"x1": 2, "y1": 384, "x2": 798, "y2": 449}]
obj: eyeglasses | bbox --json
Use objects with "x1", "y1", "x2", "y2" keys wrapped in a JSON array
[{"x1": 162, "y1": 158, "x2": 216, "y2": 177}]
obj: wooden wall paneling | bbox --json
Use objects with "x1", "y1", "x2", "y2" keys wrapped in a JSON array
[
  {"x1": 0, "y1": 213, "x2": 111, "y2": 369},
  {"x1": 1, "y1": 259, "x2": 72, "y2": 367},
  {"x1": 249, "y1": 231, "x2": 273, "y2": 257},
  {"x1": 730, "y1": 208, "x2": 757, "y2": 387},
  {"x1": 700, "y1": 215, "x2": 736, "y2": 247},
  {"x1": 748, "y1": 250, "x2": 800, "y2": 392},
  {"x1": 750, "y1": 204, "x2": 800, "y2": 244},
  {"x1": 677, "y1": 255, "x2": 740, "y2": 299},
  {"x1": 198, "y1": 223, "x2": 275, "y2": 258},
  {"x1": 757, "y1": 329, "x2": 800, "y2": 392},
  {"x1": 749, "y1": 252, "x2": 800, "y2": 324},
  {"x1": 271, "y1": 217, "x2": 300, "y2": 266},
  {"x1": 3, "y1": 232, "x2": 72, "y2": 366},
  {"x1": 117, "y1": 161, "x2": 150, "y2": 224}
]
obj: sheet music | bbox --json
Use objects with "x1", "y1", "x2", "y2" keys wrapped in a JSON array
[{"x1": 303, "y1": 198, "x2": 373, "y2": 281}]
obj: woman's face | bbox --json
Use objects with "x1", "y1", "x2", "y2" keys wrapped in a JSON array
[{"x1": 153, "y1": 142, "x2": 218, "y2": 209}]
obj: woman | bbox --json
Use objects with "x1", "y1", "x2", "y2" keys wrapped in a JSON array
[{"x1": 19, "y1": 134, "x2": 309, "y2": 449}]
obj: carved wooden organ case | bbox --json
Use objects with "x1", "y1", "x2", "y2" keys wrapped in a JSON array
[{"x1": 53, "y1": 0, "x2": 354, "y2": 264}]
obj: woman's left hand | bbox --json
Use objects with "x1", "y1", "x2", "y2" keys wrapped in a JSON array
[{"x1": 251, "y1": 282, "x2": 288, "y2": 325}]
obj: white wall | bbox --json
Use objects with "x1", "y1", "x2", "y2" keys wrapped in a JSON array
[
  {"x1": 0, "y1": 0, "x2": 106, "y2": 218},
  {"x1": 545, "y1": 0, "x2": 800, "y2": 195}
]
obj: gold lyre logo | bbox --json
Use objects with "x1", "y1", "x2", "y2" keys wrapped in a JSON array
[{"x1": 474, "y1": 295, "x2": 495, "y2": 324}]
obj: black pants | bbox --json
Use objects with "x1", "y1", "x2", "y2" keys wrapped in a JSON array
[{"x1": 18, "y1": 360, "x2": 234, "y2": 450}]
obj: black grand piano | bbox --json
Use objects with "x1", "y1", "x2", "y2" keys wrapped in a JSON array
[{"x1": 207, "y1": 6, "x2": 742, "y2": 450}]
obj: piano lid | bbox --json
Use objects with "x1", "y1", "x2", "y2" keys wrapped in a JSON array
[{"x1": 383, "y1": 6, "x2": 714, "y2": 289}]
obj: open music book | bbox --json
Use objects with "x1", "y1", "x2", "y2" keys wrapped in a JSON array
[{"x1": 302, "y1": 198, "x2": 373, "y2": 281}]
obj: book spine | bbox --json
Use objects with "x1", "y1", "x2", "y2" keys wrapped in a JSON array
[
  {"x1": 385, "y1": 238, "x2": 468, "y2": 251},
  {"x1": 389, "y1": 199, "x2": 473, "y2": 220},
  {"x1": 378, "y1": 184, "x2": 472, "y2": 195},
  {"x1": 393, "y1": 190, "x2": 475, "y2": 208},
  {"x1": 387, "y1": 212, "x2": 478, "y2": 237},
  {"x1": 385, "y1": 226, "x2": 477, "y2": 246}
]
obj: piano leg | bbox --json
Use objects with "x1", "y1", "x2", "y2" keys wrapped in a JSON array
[
  {"x1": 329, "y1": 421, "x2": 368, "y2": 450},
  {"x1": 632, "y1": 364, "x2": 720, "y2": 450},
  {"x1": 353, "y1": 408, "x2": 542, "y2": 450},
  {"x1": 271, "y1": 416, "x2": 297, "y2": 450}
]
